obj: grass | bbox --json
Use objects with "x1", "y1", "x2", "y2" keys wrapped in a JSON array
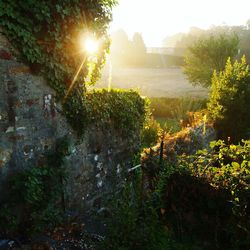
[
  {"x1": 156, "y1": 117, "x2": 181, "y2": 134},
  {"x1": 150, "y1": 97, "x2": 207, "y2": 119},
  {"x1": 151, "y1": 97, "x2": 207, "y2": 134}
]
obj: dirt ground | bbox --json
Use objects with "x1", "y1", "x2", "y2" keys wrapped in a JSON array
[{"x1": 96, "y1": 66, "x2": 208, "y2": 98}]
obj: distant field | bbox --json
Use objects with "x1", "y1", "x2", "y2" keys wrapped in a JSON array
[{"x1": 96, "y1": 66, "x2": 208, "y2": 98}]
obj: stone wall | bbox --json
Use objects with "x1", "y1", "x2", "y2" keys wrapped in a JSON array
[{"x1": 0, "y1": 31, "x2": 138, "y2": 211}]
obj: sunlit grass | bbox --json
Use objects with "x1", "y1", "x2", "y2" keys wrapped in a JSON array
[{"x1": 156, "y1": 117, "x2": 181, "y2": 134}]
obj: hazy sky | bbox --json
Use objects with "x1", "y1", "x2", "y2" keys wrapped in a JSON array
[{"x1": 110, "y1": 0, "x2": 250, "y2": 47}]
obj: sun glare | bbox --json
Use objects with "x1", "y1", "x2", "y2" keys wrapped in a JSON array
[
  {"x1": 110, "y1": 0, "x2": 250, "y2": 47},
  {"x1": 84, "y1": 38, "x2": 98, "y2": 54}
]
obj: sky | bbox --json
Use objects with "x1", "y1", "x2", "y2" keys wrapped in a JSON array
[{"x1": 109, "y1": 0, "x2": 250, "y2": 47}]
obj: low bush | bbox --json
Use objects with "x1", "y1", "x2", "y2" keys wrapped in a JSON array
[
  {"x1": 85, "y1": 89, "x2": 149, "y2": 137},
  {"x1": 141, "y1": 117, "x2": 162, "y2": 148},
  {"x1": 208, "y1": 56, "x2": 250, "y2": 142},
  {"x1": 100, "y1": 170, "x2": 200, "y2": 250},
  {"x1": 157, "y1": 140, "x2": 250, "y2": 249}
]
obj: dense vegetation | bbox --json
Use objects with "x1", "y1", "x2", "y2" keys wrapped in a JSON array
[
  {"x1": 65, "y1": 88, "x2": 149, "y2": 136},
  {"x1": 0, "y1": 1, "x2": 250, "y2": 249},
  {"x1": 164, "y1": 24, "x2": 250, "y2": 60},
  {"x1": 0, "y1": 0, "x2": 149, "y2": 242},
  {"x1": 102, "y1": 33, "x2": 250, "y2": 250},
  {"x1": 103, "y1": 132, "x2": 250, "y2": 249},
  {"x1": 159, "y1": 140, "x2": 250, "y2": 248},
  {"x1": 184, "y1": 34, "x2": 239, "y2": 87},
  {"x1": 208, "y1": 56, "x2": 250, "y2": 142},
  {"x1": 0, "y1": 0, "x2": 119, "y2": 135},
  {"x1": 0, "y1": 138, "x2": 70, "y2": 235}
]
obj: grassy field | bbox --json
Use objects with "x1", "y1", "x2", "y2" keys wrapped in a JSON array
[{"x1": 96, "y1": 66, "x2": 208, "y2": 98}]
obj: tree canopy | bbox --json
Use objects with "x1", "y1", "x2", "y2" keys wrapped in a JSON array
[
  {"x1": 110, "y1": 30, "x2": 147, "y2": 66},
  {"x1": 184, "y1": 34, "x2": 239, "y2": 87}
]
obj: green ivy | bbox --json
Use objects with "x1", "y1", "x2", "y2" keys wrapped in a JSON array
[
  {"x1": 179, "y1": 140, "x2": 250, "y2": 206},
  {"x1": 85, "y1": 89, "x2": 150, "y2": 136},
  {"x1": 0, "y1": 0, "x2": 117, "y2": 134},
  {"x1": 0, "y1": 138, "x2": 70, "y2": 235},
  {"x1": 0, "y1": 1, "x2": 148, "y2": 137},
  {"x1": 176, "y1": 140, "x2": 250, "y2": 247}
]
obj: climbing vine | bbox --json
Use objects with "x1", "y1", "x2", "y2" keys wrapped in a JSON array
[
  {"x1": 0, "y1": 137, "x2": 70, "y2": 235},
  {"x1": 0, "y1": 0, "x2": 117, "y2": 134},
  {"x1": 86, "y1": 89, "x2": 150, "y2": 135}
]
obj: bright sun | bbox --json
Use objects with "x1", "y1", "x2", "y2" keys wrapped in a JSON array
[{"x1": 84, "y1": 38, "x2": 98, "y2": 54}]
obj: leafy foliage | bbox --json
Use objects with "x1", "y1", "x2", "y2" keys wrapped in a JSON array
[
  {"x1": 184, "y1": 34, "x2": 239, "y2": 87},
  {"x1": 180, "y1": 140, "x2": 250, "y2": 193},
  {"x1": 208, "y1": 56, "x2": 250, "y2": 142},
  {"x1": 141, "y1": 117, "x2": 162, "y2": 148},
  {"x1": 100, "y1": 170, "x2": 200, "y2": 250},
  {"x1": 0, "y1": 138, "x2": 70, "y2": 235},
  {"x1": 84, "y1": 89, "x2": 149, "y2": 136},
  {"x1": 0, "y1": 0, "x2": 117, "y2": 135},
  {"x1": 157, "y1": 140, "x2": 250, "y2": 249}
]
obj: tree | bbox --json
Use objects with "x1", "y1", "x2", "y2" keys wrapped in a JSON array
[
  {"x1": 110, "y1": 29, "x2": 131, "y2": 66},
  {"x1": 131, "y1": 32, "x2": 146, "y2": 55},
  {"x1": 130, "y1": 32, "x2": 147, "y2": 65},
  {"x1": 111, "y1": 29, "x2": 130, "y2": 56},
  {"x1": 110, "y1": 31, "x2": 147, "y2": 66},
  {"x1": 184, "y1": 34, "x2": 239, "y2": 87},
  {"x1": 162, "y1": 33, "x2": 184, "y2": 48},
  {"x1": 208, "y1": 56, "x2": 250, "y2": 142},
  {"x1": 247, "y1": 19, "x2": 250, "y2": 30}
]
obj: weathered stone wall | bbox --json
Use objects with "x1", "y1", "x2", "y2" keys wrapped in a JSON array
[{"x1": 0, "y1": 31, "x2": 138, "y2": 211}]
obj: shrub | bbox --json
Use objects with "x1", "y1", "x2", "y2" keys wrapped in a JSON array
[
  {"x1": 85, "y1": 89, "x2": 149, "y2": 137},
  {"x1": 100, "y1": 170, "x2": 200, "y2": 250},
  {"x1": 141, "y1": 117, "x2": 162, "y2": 148},
  {"x1": 158, "y1": 171, "x2": 232, "y2": 248},
  {"x1": 157, "y1": 140, "x2": 250, "y2": 249},
  {"x1": 208, "y1": 56, "x2": 250, "y2": 142},
  {"x1": 184, "y1": 34, "x2": 239, "y2": 87}
]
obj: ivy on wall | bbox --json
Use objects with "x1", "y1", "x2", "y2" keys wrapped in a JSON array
[
  {"x1": 0, "y1": 137, "x2": 70, "y2": 235},
  {"x1": 86, "y1": 89, "x2": 149, "y2": 136},
  {"x1": 0, "y1": 1, "x2": 149, "y2": 137},
  {"x1": 0, "y1": 0, "x2": 117, "y2": 132}
]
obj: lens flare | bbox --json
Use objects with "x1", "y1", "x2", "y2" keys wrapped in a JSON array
[{"x1": 84, "y1": 38, "x2": 98, "y2": 54}]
